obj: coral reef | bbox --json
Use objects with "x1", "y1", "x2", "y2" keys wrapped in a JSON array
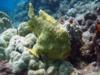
[
  {"x1": 71, "y1": 62, "x2": 98, "y2": 75},
  {"x1": 11, "y1": 0, "x2": 100, "y2": 26},
  {"x1": 54, "y1": 0, "x2": 100, "y2": 18},
  {"x1": 18, "y1": 22, "x2": 32, "y2": 36},
  {"x1": 0, "y1": 0, "x2": 100, "y2": 75},
  {"x1": 0, "y1": 12, "x2": 12, "y2": 33},
  {"x1": 0, "y1": 2, "x2": 72, "y2": 75},
  {"x1": 0, "y1": 28, "x2": 17, "y2": 60},
  {"x1": 1, "y1": 26, "x2": 72, "y2": 75},
  {"x1": 28, "y1": 0, "x2": 100, "y2": 19}
]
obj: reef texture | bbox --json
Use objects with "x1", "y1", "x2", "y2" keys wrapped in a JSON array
[
  {"x1": 0, "y1": 0, "x2": 100, "y2": 75},
  {"x1": 0, "y1": 12, "x2": 12, "y2": 33},
  {"x1": 14, "y1": 0, "x2": 100, "y2": 20}
]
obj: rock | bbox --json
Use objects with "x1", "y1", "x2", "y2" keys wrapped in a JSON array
[
  {"x1": 1, "y1": 28, "x2": 17, "y2": 44},
  {"x1": 96, "y1": 7, "x2": 100, "y2": 15},
  {"x1": 8, "y1": 50, "x2": 31, "y2": 73},
  {"x1": 85, "y1": 20, "x2": 94, "y2": 27},
  {"x1": 21, "y1": 50, "x2": 31, "y2": 62},
  {"x1": 0, "y1": 29, "x2": 17, "y2": 60},
  {"x1": 5, "y1": 35, "x2": 23, "y2": 59},
  {"x1": 0, "y1": 60, "x2": 14, "y2": 75},
  {"x1": 28, "y1": 59, "x2": 39, "y2": 70},
  {"x1": 96, "y1": 16, "x2": 100, "y2": 24},
  {"x1": 83, "y1": 62, "x2": 98, "y2": 73},
  {"x1": 67, "y1": 8, "x2": 77, "y2": 17},
  {"x1": 0, "y1": 37, "x2": 7, "y2": 60},
  {"x1": 27, "y1": 69, "x2": 46, "y2": 75},
  {"x1": 8, "y1": 35, "x2": 26, "y2": 53},
  {"x1": 71, "y1": 62, "x2": 98, "y2": 75},
  {"x1": 11, "y1": 59, "x2": 28, "y2": 73},
  {"x1": 18, "y1": 22, "x2": 32, "y2": 36},
  {"x1": 84, "y1": 12, "x2": 97, "y2": 21},
  {"x1": 59, "y1": 61, "x2": 74, "y2": 75},
  {"x1": 82, "y1": 30, "x2": 91, "y2": 43},
  {"x1": 0, "y1": 47, "x2": 5, "y2": 60},
  {"x1": 25, "y1": 33, "x2": 37, "y2": 48},
  {"x1": 71, "y1": 69, "x2": 82, "y2": 75},
  {"x1": 47, "y1": 65, "x2": 58, "y2": 75},
  {"x1": 5, "y1": 45, "x2": 15, "y2": 59},
  {"x1": 5, "y1": 36, "x2": 32, "y2": 73},
  {"x1": 76, "y1": 14, "x2": 84, "y2": 25},
  {"x1": 9, "y1": 51, "x2": 21, "y2": 62},
  {"x1": 38, "y1": 61, "x2": 46, "y2": 69},
  {"x1": 0, "y1": 37, "x2": 7, "y2": 47}
]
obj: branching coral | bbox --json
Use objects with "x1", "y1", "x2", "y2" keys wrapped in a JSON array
[{"x1": 28, "y1": 2, "x2": 71, "y2": 60}]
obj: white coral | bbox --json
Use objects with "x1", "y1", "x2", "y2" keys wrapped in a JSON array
[
  {"x1": 1, "y1": 28, "x2": 17, "y2": 43},
  {"x1": 18, "y1": 22, "x2": 32, "y2": 36},
  {"x1": 25, "y1": 33, "x2": 37, "y2": 48}
]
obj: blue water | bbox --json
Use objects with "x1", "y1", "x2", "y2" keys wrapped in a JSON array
[
  {"x1": 0, "y1": 0, "x2": 60, "y2": 24},
  {"x1": 0, "y1": 0, "x2": 60, "y2": 16},
  {"x1": 0, "y1": 0, "x2": 20, "y2": 16},
  {"x1": 0, "y1": 0, "x2": 29, "y2": 26}
]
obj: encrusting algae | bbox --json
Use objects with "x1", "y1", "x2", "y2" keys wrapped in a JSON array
[{"x1": 28, "y1": 2, "x2": 71, "y2": 60}]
